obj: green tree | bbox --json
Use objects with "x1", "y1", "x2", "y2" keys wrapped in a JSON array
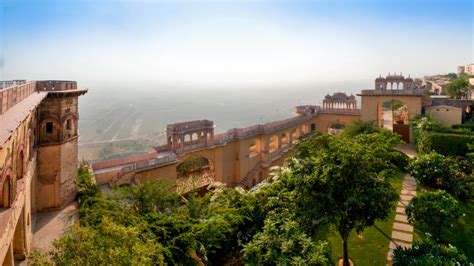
[
  {"x1": 35, "y1": 218, "x2": 168, "y2": 265},
  {"x1": 446, "y1": 74, "x2": 471, "y2": 99},
  {"x1": 288, "y1": 135, "x2": 399, "y2": 266},
  {"x1": 243, "y1": 210, "x2": 330, "y2": 266},
  {"x1": 406, "y1": 190, "x2": 462, "y2": 242},
  {"x1": 342, "y1": 120, "x2": 380, "y2": 137}
]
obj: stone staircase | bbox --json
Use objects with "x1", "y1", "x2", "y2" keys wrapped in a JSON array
[
  {"x1": 239, "y1": 163, "x2": 263, "y2": 188},
  {"x1": 387, "y1": 174, "x2": 417, "y2": 263}
]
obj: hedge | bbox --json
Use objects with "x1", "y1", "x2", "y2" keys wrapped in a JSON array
[
  {"x1": 452, "y1": 124, "x2": 474, "y2": 132},
  {"x1": 428, "y1": 132, "x2": 474, "y2": 156}
]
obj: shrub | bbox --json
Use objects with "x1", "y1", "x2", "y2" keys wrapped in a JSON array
[
  {"x1": 452, "y1": 124, "x2": 474, "y2": 131},
  {"x1": 429, "y1": 132, "x2": 474, "y2": 156},
  {"x1": 342, "y1": 120, "x2": 380, "y2": 137},
  {"x1": 390, "y1": 150, "x2": 410, "y2": 171},
  {"x1": 408, "y1": 152, "x2": 458, "y2": 187},
  {"x1": 408, "y1": 152, "x2": 473, "y2": 200},
  {"x1": 454, "y1": 156, "x2": 473, "y2": 175},
  {"x1": 392, "y1": 240, "x2": 469, "y2": 265},
  {"x1": 77, "y1": 166, "x2": 101, "y2": 199},
  {"x1": 410, "y1": 115, "x2": 474, "y2": 156},
  {"x1": 410, "y1": 116, "x2": 447, "y2": 153},
  {"x1": 406, "y1": 190, "x2": 462, "y2": 242}
]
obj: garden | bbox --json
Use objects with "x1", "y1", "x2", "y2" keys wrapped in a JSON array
[
  {"x1": 390, "y1": 115, "x2": 474, "y2": 265},
  {"x1": 30, "y1": 119, "x2": 473, "y2": 265}
]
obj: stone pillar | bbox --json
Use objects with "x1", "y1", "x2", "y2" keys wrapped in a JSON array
[
  {"x1": 3, "y1": 243, "x2": 14, "y2": 266},
  {"x1": 13, "y1": 210, "x2": 26, "y2": 260}
]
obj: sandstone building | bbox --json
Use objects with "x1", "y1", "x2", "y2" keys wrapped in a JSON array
[
  {"x1": 91, "y1": 74, "x2": 471, "y2": 191},
  {"x1": 0, "y1": 74, "x2": 469, "y2": 264},
  {"x1": 0, "y1": 80, "x2": 86, "y2": 265}
]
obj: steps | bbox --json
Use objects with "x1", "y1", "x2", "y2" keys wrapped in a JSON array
[
  {"x1": 239, "y1": 163, "x2": 262, "y2": 187},
  {"x1": 386, "y1": 174, "x2": 417, "y2": 263}
]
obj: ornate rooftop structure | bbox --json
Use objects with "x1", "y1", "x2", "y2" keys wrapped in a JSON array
[
  {"x1": 360, "y1": 73, "x2": 423, "y2": 96},
  {"x1": 323, "y1": 92, "x2": 357, "y2": 110}
]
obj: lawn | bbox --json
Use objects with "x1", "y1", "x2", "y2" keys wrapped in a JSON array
[
  {"x1": 413, "y1": 185, "x2": 474, "y2": 261},
  {"x1": 315, "y1": 171, "x2": 404, "y2": 265}
]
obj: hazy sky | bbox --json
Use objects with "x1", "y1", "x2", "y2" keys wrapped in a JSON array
[{"x1": 1, "y1": 0, "x2": 473, "y2": 87}]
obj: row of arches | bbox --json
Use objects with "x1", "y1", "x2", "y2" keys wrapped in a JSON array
[{"x1": 1, "y1": 149, "x2": 25, "y2": 208}]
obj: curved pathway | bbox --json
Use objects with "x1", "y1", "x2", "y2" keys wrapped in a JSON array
[{"x1": 387, "y1": 145, "x2": 418, "y2": 263}]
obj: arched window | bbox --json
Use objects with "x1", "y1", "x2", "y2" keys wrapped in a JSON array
[
  {"x1": 1, "y1": 177, "x2": 11, "y2": 208},
  {"x1": 184, "y1": 135, "x2": 191, "y2": 142},
  {"x1": 17, "y1": 151, "x2": 24, "y2": 179},
  {"x1": 66, "y1": 119, "x2": 71, "y2": 130}
]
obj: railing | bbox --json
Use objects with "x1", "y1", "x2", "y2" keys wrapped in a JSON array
[
  {"x1": 211, "y1": 114, "x2": 313, "y2": 146},
  {"x1": 115, "y1": 153, "x2": 178, "y2": 181},
  {"x1": 319, "y1": 109, "x2": 361, "y2": 115},
  {"x1": 167, "y1": 120, "x2": 214, "y2": 132},
  {"x1": 0, "y1": 80, "x2": 26, "y2": 89},
  {"x1": 182, "y1": 142, "x2": 206, "y2": 152},
  {"x1": 360, "y1": 88, "x2": 424, "y2": 96},
  {"x1": 0, "y1": 81, "x2": 37, "y2": 114},
  {"x1": 154, "y1": 144, "x2": 170, "y2": 152}
]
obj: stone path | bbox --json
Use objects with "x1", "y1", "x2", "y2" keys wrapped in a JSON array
[
  {"x1": 32, "y1": 202, "x2": 78, "y2": 253},
  {"x1": 386, "y1": 174, "x2": 417, "y2": 263}
]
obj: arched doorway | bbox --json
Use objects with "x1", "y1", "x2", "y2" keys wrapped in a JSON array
[
  {"x1": 327, "y1": 121, "x2": 345, "y2": 135},
  {"x1": 176, "y1": 155, "x2": 215, "y2": 193},
  {"x1": 1, "y1": 176, "x2": 11, "y2": 208},
  {"x1": 17, "y1": 151, "x2": 24, "y2": 179},
  {"x1": 381, "y1": 99, "x2": 410, "y2": 142},
  {"x1": 13, "y1": 207, "x2": 26, "y2": 260}
]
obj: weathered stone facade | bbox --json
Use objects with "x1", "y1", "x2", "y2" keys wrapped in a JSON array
[{"x1": 0, "y1": 80, "x2": 86, "y2": 265}]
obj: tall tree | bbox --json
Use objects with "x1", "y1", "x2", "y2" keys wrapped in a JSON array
[
  {"x1": 446, "y1": 74, "x2": 471, "y2": 99},
  {"x1": 289, "y1": 135, "x2": 399, "y2": 266}
]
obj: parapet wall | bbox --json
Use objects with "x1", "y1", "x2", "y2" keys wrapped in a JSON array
[
  {"x1": 0, "y1": 81, "x2": 36, "y2": 114},
  {"x1": 0, "y1": 80, "x2": 78, "y2": 115}
]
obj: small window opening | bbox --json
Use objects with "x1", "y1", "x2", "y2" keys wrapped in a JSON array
[{"x1": 45, "y1": 122, "x2": 53, "y2": 134}]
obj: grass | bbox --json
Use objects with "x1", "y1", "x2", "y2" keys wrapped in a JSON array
[
  {"x1": 413, "y1": 184, "x2": 474, "y2": 261},
  {"x1": 315, "y1": 171, "x2": 404, "y2": 265}
]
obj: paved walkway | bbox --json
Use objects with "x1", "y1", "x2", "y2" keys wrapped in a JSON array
[
  {"x1": 32, "y1": 202, "x2": 78, "y2": 253},
  {"x1": 387, "y1": 145, "x2": 417, "y2": 263}
]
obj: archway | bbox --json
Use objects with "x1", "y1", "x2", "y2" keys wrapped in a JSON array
[
  {"x1": 176, "y1": 155, "x2": 215, "y2": 193},
  {"x1": 327, "y1": 121, "x2": 345, "y2": 135},
  {"x1": 13, "y1": 207, "x2": 26, "y2": 260},
  {"x1": 1, "y1": 176, "x2": 11, "y2": 208},
  {"x1": 17, "y1": 151, "x2": 24, "y2": 179},
  {"x1": 381, "y1": 99, "x2": 410, "y2": 142}
]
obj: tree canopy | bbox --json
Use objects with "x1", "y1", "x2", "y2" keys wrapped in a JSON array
[
  {"x1": 446, "y1": 74, "x2": 472, "y2": 99},
  {"x1": 33, "y1": 128, "x2": 404, "y2": 266},
  {"x1": 287, "y1": 134, "x2": 399, "y2": 266}
]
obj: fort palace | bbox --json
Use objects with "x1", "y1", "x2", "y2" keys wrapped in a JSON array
[
  {"x1": 0, "y1": 74, "x2": 471, "y2": 264},
  {"x1": 0, "y1": 80, "x2": 86, "y2": 265}
]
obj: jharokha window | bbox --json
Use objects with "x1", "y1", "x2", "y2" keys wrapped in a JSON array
[
  {"x1": 45, "y1": 122, "x2": 53, "y2": 134},
  {"x1": 66, "y1": 119, "x2": 71, "y2": 130}
]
